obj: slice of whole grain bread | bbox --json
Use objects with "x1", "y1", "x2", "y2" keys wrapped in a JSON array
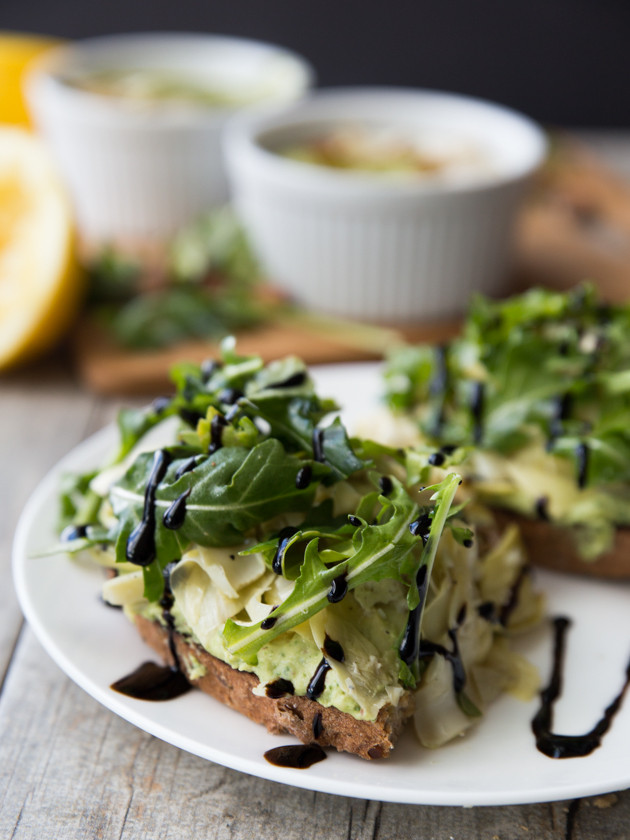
[{"x1": 134, "y1": 615, "x2": 414, "y2": 760}]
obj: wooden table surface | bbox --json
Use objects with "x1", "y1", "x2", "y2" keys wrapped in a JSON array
[{"x1": 2, "y1": 134, "x2": 630, "y2": 840}]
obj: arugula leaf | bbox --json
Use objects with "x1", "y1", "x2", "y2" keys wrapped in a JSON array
[{"x1": 222, "y1": 472, "x2": 461, "y2": 666}]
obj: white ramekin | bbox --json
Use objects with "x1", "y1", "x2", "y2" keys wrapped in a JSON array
[
  {"x1": 224, "y1": 88, "x2": 547, "y2": 322},
  {"x1": 25, "y1": 33, "x2": 313, "y2": 245}
]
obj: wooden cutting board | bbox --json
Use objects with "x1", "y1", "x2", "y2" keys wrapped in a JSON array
[{"x1": 73, "y1": 137, "x2": 630, "y2": 395}]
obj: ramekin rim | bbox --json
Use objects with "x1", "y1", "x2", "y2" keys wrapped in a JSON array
[{"x1": 224, "y1": 86, "x2": 548, "y2": 197}]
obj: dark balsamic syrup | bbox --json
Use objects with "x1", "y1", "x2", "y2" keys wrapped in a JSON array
[
  {"x1": 178, "y1": 408, "x2": 205, "y2": 428},
  {"x1": 61, "y1": 523, "x2": 89, "y2": 542},
  {"x1": 263, "y1": 743, "x2": 327, "y2": 769},
  {"x1": 295, "y1": 464, "x2": 312, "y2": 490},
  {"x1": 200, "y1": 358, "x2": 220, "y2": 383},
  {"x1": 273, "y1": 371, "x2": 307, "y2": 388},
  {"x1": 306, "y1": 658, "x2": 331, "y2": 700},
  {"x1": 174, "y1": 455, "x2": 198, "y2": 481},
  {"x1": 312, "y1": 428, "x2": 326, "y2": 463},
  {"x1": 348, "y1": 515, "x2": 361, "y2": 527},
  {"x1": 323, "y1": 635, "x2": 345, "y2": 663},
  {"x1": 535, "y1": 496, "x2": 550, "y2": 521},
  {"x1": 110, "y1": 662, "x2": 190, "y2": 701},
  {"x1": 218, "y1": 387, "x2": 243, "y2": 405},
  {"x1": 428, "y1": 452, "x2": 445, "y2": 467},
  {"x1": 409, "y1": 513, "x2": 431, "y2": 541},
  {"x1": 378, "y1": 475, "x2": 393, "y2": 496},
  {"x1": 126, "y1": 449, "x2": 171, "y2": 567},
  {"x1": 419, "y1": 630, "x2": 466, "y2": 694},
  {"x1": 470, "y1": 382, "x2": 485, "y2": 445},
  {"x1": 399, "y1": 565, "x2": 429, "y2": 666},
  {"x1": 532, "y1": 617, "x2": 630, "y2": 759},
  {"x1": 163, "y1": 489, "x2": 191, "y2": 530},
  {"x1": 312, "y1": 712, "x2": 324, "y2": 740},
  {"x1": 272, "y1": 527, "x2": 299, "y2": 575},
  {"x1": 260, "y1": 614, "x2": 278, "y2": 630},
  {"x1": 575, "y1": 442, "x2": 589, "y2": 489},
  {"x1": 327, "y1": 573, "x2": 348, "y2": 603},
  {"x1": 430, "y1": 345, "x2": 448, "y2": 436},
  {"x1": 111, "y1": 564, "x2": 192, "y2": 702},
  {"x1": 499, "y1": 566, "x2": 529, "y2": 627},
  {"x1": 265, "y1": 678, "x2": 295, "y2": 698},
  {"x1": 208, "y1": 413, "x2": 228, "y2": 455},
  {"x1": 151, "y1": 396, "x2": 171, "y2": 415}
]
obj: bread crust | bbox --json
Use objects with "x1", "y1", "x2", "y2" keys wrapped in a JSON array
[
  {"x1": 492, "y1": 511, "x2": 630, "y2": 579},
  {"x1": 134, "y1": 615, "x2": 414, "y2": 760}
]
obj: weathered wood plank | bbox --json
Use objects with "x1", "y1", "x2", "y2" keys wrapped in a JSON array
[
  {"x1": 0, "y1": 360, "x2": 99, "y2": 684},
  {"x1": 0, "y1": 630, "x2": 628, "y2": 840}
]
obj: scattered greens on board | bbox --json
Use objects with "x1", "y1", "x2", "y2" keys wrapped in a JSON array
[
  {"x1": 88, "y1": 209, "x2": 264, "y2": 349},
  {"x1": 384, "y1": 285, "x2": 630, "y2": 557}
]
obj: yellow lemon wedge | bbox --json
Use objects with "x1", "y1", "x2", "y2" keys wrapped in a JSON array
[
  {"x1": 0, "y1": 33, "x2": 61, "y2": 126},
  {"x1": 0, "y1": 127, "x2": 83, "y2": 371}
]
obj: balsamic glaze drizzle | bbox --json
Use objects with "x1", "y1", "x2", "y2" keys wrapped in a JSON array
[
  {"x1": 499, "y1": 566, "x2": 529, "y2": 627},
  {"x1": 470, "y1": 382, "x2": 485, "y2": 445},
  {"x1": 200, "y1": 359, "x2": 220, "y2": 383},
  {"x1": 174, "y1": 455, "x2": 199, "y2": 481},
  {"x1": 378, "y1": 475, "x2": 393, "y2": 496},
  {"x1": 264, "y1": 743, "x2": 327, "y2": 769},
  {"x1": 178, "y1": 408, "x2": 205, "y2": 428},
  {"x1": 126, "y1": 449, "x2": 171, "y2": 567},
  {"x1": 265, "y1": 678, "x2": 295, "y2": 698},
  {"x1": 398, "y1": 566, "x2": 429, "y2": 666},
  {"x1": 323, "y1": 635, "x2": 345, "y2": 663},
  {"x1": 272, "y1": 527, "x2": 299, "y2": 575},
  {"x1": 548, "y1": 393, "x2": 572, "y2": 448},
  {"x1": 348, "y1": 515, "x2": 361, "y2": 527},
  {"x1": 273, "y1": 371, "x2": 307, "y2": 388},
  {"x1": 163, "y1": 489, "x2": 191, "y2": 531},
  {"x1": 260, "y1": 613, "x2": 278, "y2": 630},
  {"x1": 535, "y1": 496, "x2": 550, "y2": 521},
  {"x1": 312, "y1": 428, "x2": 326, "y2": 463},
  {"x1": 295, "y1": 465, "x2": 312, "y2": 490},
  {"x1": 306, "y1": 658, "x2": 331, "y2": 700},
  {"x1": 408, "y1": 514, "x2": 431, "y2": 541},
  {"x1": 428, "y1": 452, "x2": 445, "y2": 467},
  {"x1": 61, "y1": 523, "x2": 89, "y2": 542},
  {"x1": 208, "y1": 413, "x2": 229, "y2": 455},
  {"x1": 327, "y1": 573, "x2": 348, "y2": 604},
  {"x1": 575, "y1": 442, "x2": 589, "y2": 489},
  {"x1": 312, "y1": 712, "x2": 324, "y2": 740},
  {"x1": 532, "y1": 617, "x2": 630, "y2": 759},
  {"x1": 110, "y1": 563, "x2": 191, "y2": 702},
  {"x1": 430, "y1": 345, "x2": 448, "y2": 436},
  {"x1": 419, "y1": 630, "x2": 466, "y2": 694},
  {"x1": 218, "y1": 387, "x2": 243, "y2": 405},
  {"x1": 151, "y1": 396, "x2": 171, "y2": 415}
]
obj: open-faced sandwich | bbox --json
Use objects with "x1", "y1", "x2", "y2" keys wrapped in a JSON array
[
  {"x1": 382, "y1": 285, "x2": 630, "y2": 579},
  {"x1": 57, "y1": 342, "x2": 542, "y2": 760}
]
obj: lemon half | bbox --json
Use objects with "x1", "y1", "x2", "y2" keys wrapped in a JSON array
[{"x1": 0, "y1": 127, "x2": 82, "y2": 370}]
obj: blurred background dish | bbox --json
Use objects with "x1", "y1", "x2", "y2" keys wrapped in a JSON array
[
  {"x1": 25, "y1": 33, "x2": 314, "y2": 247},
  {"x1": 225, "y1": 88, "x2": 546, "y2": 322}
]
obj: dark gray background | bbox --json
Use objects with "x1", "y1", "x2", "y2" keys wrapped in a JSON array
[{"x1": 3, "y1": 0, "x2": 627, "y2": 126}]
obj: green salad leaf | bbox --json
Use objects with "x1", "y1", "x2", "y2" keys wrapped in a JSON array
[
  {"x1": 89, "y1": 209, "x2": 264, "y2": 350},
  {"x1": 384, "y1": 285, "x2": 630, "y2": 489}
]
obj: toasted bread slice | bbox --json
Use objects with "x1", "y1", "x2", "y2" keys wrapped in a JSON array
[
  {"x1": 492, "y1": 511, "x2": 630, "y2": 579},
  {"x1": 134, "y1": 615, "x2": 415, "y2": 760}
]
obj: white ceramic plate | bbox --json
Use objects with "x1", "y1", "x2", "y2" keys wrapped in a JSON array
[{"x1": 12, "y1": 363, "x2": 630, "y2": 806}]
